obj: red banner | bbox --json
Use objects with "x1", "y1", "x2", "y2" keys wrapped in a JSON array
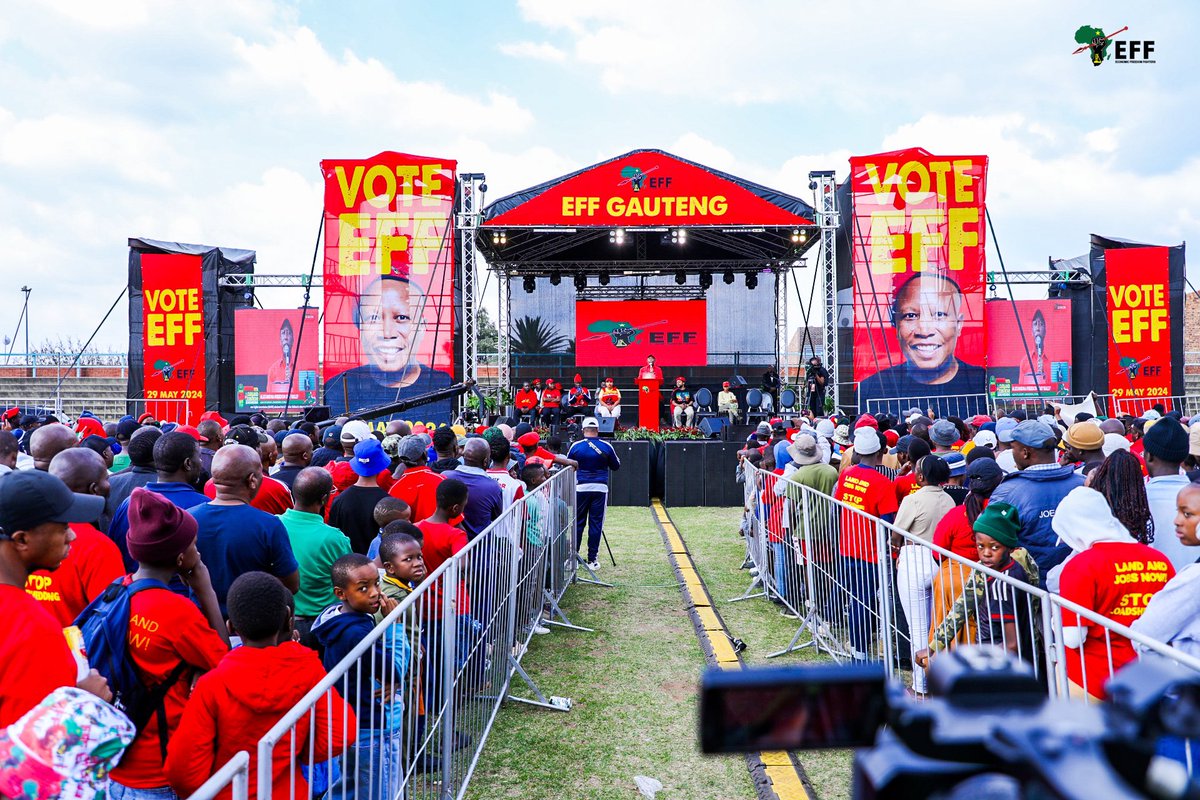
[
  {"x1": 141, "y1": 253, "x2": 206, "y2": 424},
  {"x1": 1107, "y1": 247, "x2": 1172, "y2": 404},
  {"x1": 575, "y1": 300, "x2": 706, "y2": 367},
  {"x1": 986, "y1": 299, "x2": 1072, "y2": 398},
  {"x1": 321, "y1": 152, "x2": 457, "y2": 422},
  {"x1": 850, "y1": 149, "x2": 988, "y2": 406},
  {"x1": 234, "y1": 309, "x2": 320, "y2": 412},
  {"x1": 485, "y1": 151, "x2": 810, "y2": 228}
]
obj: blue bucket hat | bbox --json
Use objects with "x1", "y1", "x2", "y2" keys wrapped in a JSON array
[{"x1": 352, "y1": 437, "x2": 390, "y2": 476}]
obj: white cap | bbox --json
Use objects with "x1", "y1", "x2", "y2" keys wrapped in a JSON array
[
  {"x1": 340, "y1": 419, "x2": 373, "y2": 443},
  {"x1": 853, "y1": 426, "x2": 881, "y2": 455},
  {"x1": 582, "y1": 417, "x2": 600, "y2": 429},
  {"x1": 972, "y1": 430, "x2": 998, "y2": 449}
]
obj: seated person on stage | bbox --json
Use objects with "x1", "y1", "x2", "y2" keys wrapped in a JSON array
[
  {"x1": 540, "y1": 379, "x2": 563, "y2": 426},
  {"x1": 596, "y1": 377, "x2": 621, "y2": 419},
  {"x1": 717, "y1": 381, "x2": 740, "y2": 423},
  {"x1": 565, "y1": 374, "x2": 592, "y2": 421},
  {"x1": 857, "y1": 272, "x2": 986, "y2": 404},
  {"x1": 514, "y1": 381, "x2": 539, "y2": 423},
  {"x1": 671, "y1": 376, "x2": 695, "y2": 427}
]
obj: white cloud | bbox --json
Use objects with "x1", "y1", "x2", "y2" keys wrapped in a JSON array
[{"x1": 498, "y1": 41, "x2": 567, "y2": 63}]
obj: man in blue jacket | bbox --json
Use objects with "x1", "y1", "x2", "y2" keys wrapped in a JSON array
[
  {"x1": 988, "y1": 419, "x2": 1084, "y2": 576},
  {"x1": 567, "y1": 417, "x2": 621, "y2": 570}
]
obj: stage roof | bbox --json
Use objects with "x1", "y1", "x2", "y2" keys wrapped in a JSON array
[{"x1": 477, "y1": 149, "x2": 818, "y2": 273}]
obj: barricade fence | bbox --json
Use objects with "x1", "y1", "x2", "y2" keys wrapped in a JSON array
[
  {"x1": 742, "y1": 466, "x2": 1200, "y2": 708},
  {"x1": 864, "y1": 392, "x2": 1119, "y2": 420},
  {"x1": 1113, "y1": 394, "x2": 1200, "y2": 419},
  {"x1": 180, "y1": 468, "x2": 579, "y2": 800}
]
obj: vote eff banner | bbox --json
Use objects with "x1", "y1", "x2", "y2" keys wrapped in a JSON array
[
  {"x1": 575, "y1": 300, "x2": 707, "y2": 367},
  {"x1": 986, "y1": 299, "x2": 1072, "y2": 398},
  {"x1": 850, "y1": 148, "x2": 988, "y2": 409},
  {"x1": 321, "y1": 152, "x2": 457, "y2": 422},
  {"x1": 141, "y1": 253, "x2": 206, "y2": 424},
  {"x1": 1106, "y1": 247, "x2": 1172, "y2": 404}
]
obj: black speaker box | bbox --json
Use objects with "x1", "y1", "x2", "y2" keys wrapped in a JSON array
[
  {"x1": 608, "y1": 440, "x2": 650, "y2": 506},
  {"x1": 698, "y1": 417, "x2": 725, "y2": 438},
  {"x1": 663, "y1": 442, "x2": 705, "y2": 507},
  {"x1": 726, "y1": 424, "x2": 756, "y2": 444},
  {"x1": 303, "y1": 405, "x2": 331, "y2": 424},
  {"x1": 595, "y1": 416, "x2": 617, "y2": 436},
  {"x1": 704, "y1": 442, "x2": 744, "y2": 506}
]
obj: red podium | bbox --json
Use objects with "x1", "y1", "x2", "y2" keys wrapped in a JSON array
[{"x1": 635, "y1": 376, "x2": 661, "y2": 430}]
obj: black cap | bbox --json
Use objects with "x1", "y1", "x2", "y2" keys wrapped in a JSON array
[
  {"x1": 116, "y1": 419, "x2": 141, "y2": 440},
  {"x1": 224, "y1": 424, "x2": 261, "y2": 448},
  {"x1": 0, "y1": 471, "x2": 106, "y2": 533}
]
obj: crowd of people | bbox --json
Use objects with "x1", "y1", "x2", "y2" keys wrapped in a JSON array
[
  {"x1": 738, "y1": 401, "x2": 1200, "y2": 707},
  {"x1": 0, "y1": 405, "x2": 620, "y2": 799}
]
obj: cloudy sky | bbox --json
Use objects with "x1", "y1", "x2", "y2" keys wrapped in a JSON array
[{"x1": 0, "y1": 0, "x2": 1195, "y2": 351}]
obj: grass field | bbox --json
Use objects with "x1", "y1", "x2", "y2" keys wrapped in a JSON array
[{"x1": 464, "y1": 505, "x2": 853, "y2": 800}]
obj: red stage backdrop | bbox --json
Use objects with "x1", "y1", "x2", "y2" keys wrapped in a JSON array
[
  {"x1": 485, "y1": 151, "x2": 808, "y2": 228},
  {"x1": 321, "y1": 152, "x2": 457, "y2": 421},
  {"x1": 1107, "y1": 247, "x2": 1172, "y2": 405},
  {"x1": 575, "y1": 300, "x2": 707, "y2": 367},
  {"x1": 986, "y1": 299, "x2": 1072, "y2": 399},
  {"x1": 234, "y1": 309, "x2": 319, "y2": 413},
  {"x1": 141, "y1": 253, "x2": 206, "y2": 424},
  {"x1": 850, "y1": 148, "x2": 988, "y2": 407}
]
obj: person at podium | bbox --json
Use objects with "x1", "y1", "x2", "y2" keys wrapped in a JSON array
[
  {"x1": 636, "y1": 355, "x2": 664, "y2": 427},
  {"x1": 637, "y1": 354, "x2": 663, "y2": 384}
]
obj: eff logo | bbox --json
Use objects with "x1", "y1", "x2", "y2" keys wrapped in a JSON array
[{"x1": 1073, "y1": 25, "x2": 1156, "y2": 66}]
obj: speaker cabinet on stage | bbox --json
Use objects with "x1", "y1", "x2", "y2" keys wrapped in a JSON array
[
  {"x1": 303, "y1": 405, "x2": 331, "y2": 424},
  {"x1": 726, "y1": 424, "x2": 755, "y2": 444},
  {"x1": 663, "y1": 442, "x2": 705, "y2": 507},
  {"x1": 608, "y1": 441, "x2": 650, "y2": 507},
  {"x1": 595, "y1": 416, "x2": 617, "y2": 437},
  {"x1": 698, "y1": 417, "x2": 725, "y2": 439},
  {"x1": 704, "y1": 442, "x2": 744, "y2": 506}
]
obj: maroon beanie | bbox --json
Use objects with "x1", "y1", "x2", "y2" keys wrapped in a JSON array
[{"x1": 126, "y1": 487, "x2": 198, "y2": 564}]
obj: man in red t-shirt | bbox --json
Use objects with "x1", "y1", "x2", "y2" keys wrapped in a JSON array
[
  {"x1": 1054, "y1": 486, "x2": 1174, "y2": 698},
  {"x1": 27, "y1": 448, "x2": 124, "y2": 626},
  {"x1": 110, "y1": 488, "x2": 230, "y2": 794},
  {"x1": 540, "y1": 379, "x2": 563, "y2": 427},
  {"x1": 203, "y1": 425, "x2": 296, "y2": 515},
  {"x1": 390, "y1": 436, "x2": 443, "y2": 523},
  {"x1": 0, "y1": 470, "x2": 110, "y2": 726},
  {"x1": 833, "y1": 428, "x2": 898, "y2": 660}
]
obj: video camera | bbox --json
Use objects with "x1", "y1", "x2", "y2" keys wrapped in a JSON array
[{"x1": 700, "y1": 647, "x2": 1200, "y2": 799}]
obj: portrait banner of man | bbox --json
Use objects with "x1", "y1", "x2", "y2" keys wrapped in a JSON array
[
  {"x1": 849, "y1": 149, "x2": 988, "y2": 414},
  {"x1": 320, "y1": 153, "x2": 457, "y2": 424}
]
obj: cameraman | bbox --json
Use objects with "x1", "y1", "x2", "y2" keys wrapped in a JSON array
[{"x1": 805, "y1": 356, "x2": 829, "y2": 417}]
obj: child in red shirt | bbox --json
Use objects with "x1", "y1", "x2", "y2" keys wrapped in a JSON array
[
  {"x1": 109, "y1": 489, "x2": 230, "y2": 796},
  {"x1": 166, "y1": 572, "x2": 354, "y2": 800}
]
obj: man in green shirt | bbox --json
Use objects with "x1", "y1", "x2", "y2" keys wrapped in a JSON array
[{"x1": 280, "y1": 466, "x2": 352, "y2": 647}]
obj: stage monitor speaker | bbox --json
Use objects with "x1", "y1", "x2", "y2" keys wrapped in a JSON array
[
  {"x1": 698, "y1": 417, "x2": 725, "y2": 439},
  {"x1": 732, "y1": 375, "x2": 748, "y2": 387},
  {"x1": 595, "y1": 416, "x2": 617, "y2": 437},
  {"x1": 303, "y1": 405, "x2": 331, "y2": 424}
]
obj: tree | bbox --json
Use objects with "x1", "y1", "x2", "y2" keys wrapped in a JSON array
[
  {"x1": 509, "y1": 315, "x2": 569, "y2": 354},
  {"x1": 476, "y1": 307, "x2": 499, "y2": 353}
]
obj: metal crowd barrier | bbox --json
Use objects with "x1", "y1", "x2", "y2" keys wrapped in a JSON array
[
  {"x1": 742, "y1": 466, "x2": 1200, "y2": 707},
  {"x1": 177, "y1": 468, "x2": 579, "y2": 800},
  {"x1": 1113, "y1": 394, "x2": 1200, "y2": 419},
  {"x1": 864, "y1": 393, "x2": 991, "y2": 419},
  {"x1": 185, "y1": 752, "x2": 250, "y2": 800}
]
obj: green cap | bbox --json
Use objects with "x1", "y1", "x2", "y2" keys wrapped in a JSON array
[{"x1": 973, "y1": 501, "x2": 1021, "y2": 548}]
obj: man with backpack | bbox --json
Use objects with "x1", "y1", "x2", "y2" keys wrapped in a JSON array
[
  {"x1": 0, "y1": 470, "x2": 111, "y2": 726},
  {"x1": 83, "y1": 487, "x2": 229, "y2": 799}
]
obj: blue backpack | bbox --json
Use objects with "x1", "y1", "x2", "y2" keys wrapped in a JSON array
[{"x1": 75, "y1": 577, "x2": 187, "y2": 760}]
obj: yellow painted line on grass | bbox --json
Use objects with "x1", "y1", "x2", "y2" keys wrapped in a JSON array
[{"x1": 650, "y1": 500, "x2": 811, "y2": 800}]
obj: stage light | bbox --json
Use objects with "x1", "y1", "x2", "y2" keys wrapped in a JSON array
[
  {"x1": 671, "y1": 228, "x2": 687, "y2": 244},
  {"x1": 550, "y1": 272, "x2": 561, "y2": 286},
  {"x1": 523, "y1": 276, "x2": 536, "y2": 293},
  {"x1": 746, "y1": 273, "x2": 758, "y2": 290},
  {"x1": 799, "y1": 230, "x2": 807, "y2": 243},
  {"x1": 608, "y1": 228, "x2": 625, "y2": 244},
  {"x1": 674, "y1": 271, "x2": 687, "y2": 285},
  {"x1": 491, "y1": 230, "x2": 507, "y2": 245},
  {"x1": 723, "y1": 271, "x2": 735, "y2": 285},
  {"x1": 699, "y1": 273, "x2": 712, "y2": 290},
  {"x1": 808, "y1": 180, "x2": 818, "y2": 192},
  {"x1": 574, "y1": 274, "x2": 587, "y2": 291},
  {"x1": 599, "y1": 272, "x2": 610, "y2": 285},
  {"x1": 791, "y1": 229, "x2": 800, "y2": 243}
]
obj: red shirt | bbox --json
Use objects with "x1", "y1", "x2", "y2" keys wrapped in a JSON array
[
  {"x1": 26, "y1": 523, "x2": 124, "y2": 627},
  {"x1": 834, "y1": 466, "x2": 897, "y2": 563},
  {"x1": 514, "y1": 389, "x2": 539, "y2": 411},
  {"x1": 1059, "y1": 542, "x2": 1174, "y2": 698},
  {"x1": 416, "y1": 520, "x2": 469, "y2": 615},
  {"x1": 931, "y1": 504, "x2": 982, "y2": 562},
  {"x1": 165, "y1": 643, "x2": 354, "y2": 800},
  {"x1": 761, "y1": 468, "x2": 787, "y2": 542},
  {"x1": 893, "y1": 473, "x2": 918, "y2": 507},
  {"x1": 204, "y1": 474, "x2": 294, "y2": 515},
  {"x1": 389, "y1": 465, "x2": 443, "y2": 523},
  {"x1": 111, "y1": 578, "x2": 228, "y2": 788},
  {"x1": 0, "y1": 585, "x2": 77, "y2": 727},
  {"x1": 541, "y1": 388, "x2": 562, "y2": 408}
]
